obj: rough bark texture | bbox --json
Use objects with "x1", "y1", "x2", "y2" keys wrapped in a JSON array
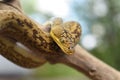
[
  {"x1": 54, "y1": 45, "x2": 120, "y2": 80},
  {"x1": 1, "y1": 0, "x2": 120, "y2": 80}
]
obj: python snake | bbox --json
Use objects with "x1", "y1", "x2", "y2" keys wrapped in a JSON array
[{"x1": 0, "y1": 1, "x2": 81, "y2": 68}]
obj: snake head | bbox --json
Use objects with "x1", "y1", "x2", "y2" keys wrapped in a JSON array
[{"x1": 50, "y1": 18, "x2": 81, "y2": 55}]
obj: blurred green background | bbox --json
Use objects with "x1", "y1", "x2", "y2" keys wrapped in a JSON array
[{"x1": 1, "y1": 0, "x2": 120, "y2": 80}]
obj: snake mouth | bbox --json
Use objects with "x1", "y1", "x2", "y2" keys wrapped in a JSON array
[{"x1": 50, "y1": 31, "x2": 74, "y2": 55}]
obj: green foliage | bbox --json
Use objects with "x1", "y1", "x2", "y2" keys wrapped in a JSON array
[{"x1": 21, "y1": 0, "x2": 36, "y2": 14}]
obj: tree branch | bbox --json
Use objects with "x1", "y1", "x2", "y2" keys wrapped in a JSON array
[{"x1": 48, "y1": 45, "x2": 120, "y2": 80}]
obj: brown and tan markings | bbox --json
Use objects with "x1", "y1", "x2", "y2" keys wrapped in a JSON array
[{"x1": 0, "y1": 0, "x2": 81, "y2": 68}]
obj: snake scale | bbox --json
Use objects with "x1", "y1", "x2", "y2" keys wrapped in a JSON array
[{"x1": 0, "y1": 0, "x2": 81, "y2": 68}]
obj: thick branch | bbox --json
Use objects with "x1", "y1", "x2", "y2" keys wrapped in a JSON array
[{"x1": 48, "y1": 45, "x2": 120, "y2": 80}]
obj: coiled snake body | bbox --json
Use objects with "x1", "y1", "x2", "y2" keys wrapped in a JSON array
[{"x1": 0, "y1": 1, "x2": 81, "y2": 68}]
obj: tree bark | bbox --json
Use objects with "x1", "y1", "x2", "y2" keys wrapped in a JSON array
[{"x1": 51, "y1": 45, "x2": 120, "y2": 80}]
